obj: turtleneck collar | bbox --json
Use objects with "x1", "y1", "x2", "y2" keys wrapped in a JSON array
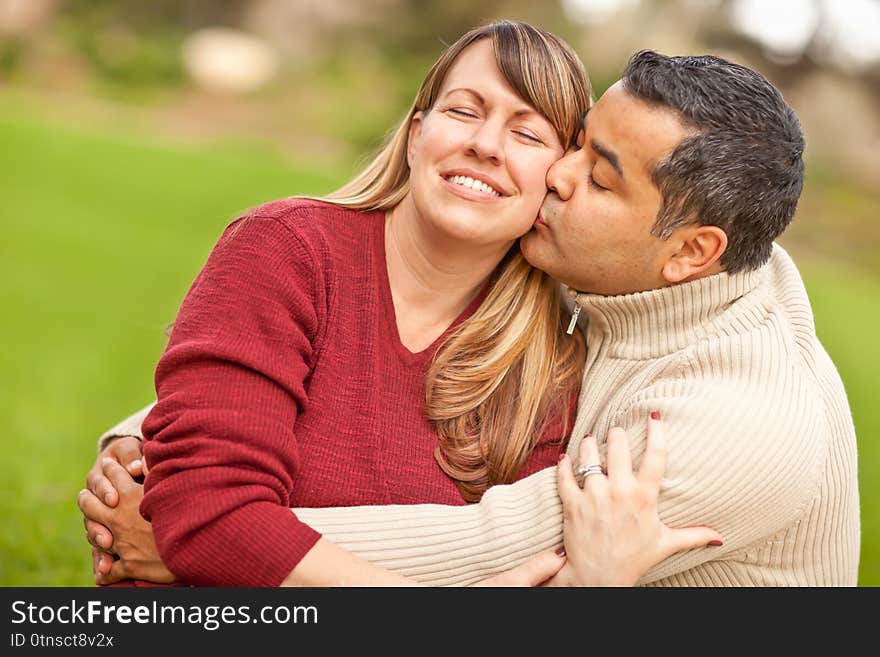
[{"x1": 569, "y1": 257, "x2": 770, "y2": 360}]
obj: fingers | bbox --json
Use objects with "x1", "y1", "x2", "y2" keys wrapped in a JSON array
[
  {"x1": 557, "y1": 453, "x2": 580, "y2": 507},
  {"x1": 86, "y1": 463, "x2": 119, "y2": 508},
  {"x1": 637, "y1": 412, "x2": 667, "y2": 490},
  {"x1": 505, "y1": 551, "x2": 567, "y2": 587},
  {"x1": 101, "y1": 458, "x2": 137, "y2": 494},
  {"x1": 576, "y1": 433, "x2": 608, "y2": 493},
  {"x1": 84, "y1": 517, "x2": 113, "y2": 551},
  {"x1": 95, "y1": 558, "x2": 128, "y2": 586},
  {"x1": 77, "y1": 488, "x2": 112, "y2": 527},
  {"x1": 111, "y1": 436, "x2": 146, "y2": 477},
  {"x1": 605, "y1": 427, "x2": 633, "y2": 484},
  {"x1": 576, "y1": 433, "x2": 601, "y2": 472},
  {"x1": 96, "y1": 551, "x2": 115, "y2": 576},
  {"x1": 664, "y1": 526, "x2": 724, "y2": 559}
]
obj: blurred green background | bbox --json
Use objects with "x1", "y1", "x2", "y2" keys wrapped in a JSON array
[{"x1": 1, "y1": 0, "x2": 878, "y2": 586}]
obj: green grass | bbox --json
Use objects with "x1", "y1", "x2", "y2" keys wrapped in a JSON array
[
  {"x1": 0, "y1": 107, "x2": 877, "y2": 586},
  {"x1": 0, "y1": 109, "x2": 343, "y2": 585},
  {"x1": 797, "y1": 262, "x2": 880, "y2": 585}
]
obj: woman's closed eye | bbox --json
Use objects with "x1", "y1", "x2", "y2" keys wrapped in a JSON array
[
  {"x1": 447, "y1": 107, "x2": 479, "y2": 118},
  {"x1": 513, "y1": 129, "x2": 544, "y2": 144}
]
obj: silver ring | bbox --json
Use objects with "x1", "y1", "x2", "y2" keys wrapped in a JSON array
[{"x1": 573, "y1": 464, "x2": 605, "y2": 481}]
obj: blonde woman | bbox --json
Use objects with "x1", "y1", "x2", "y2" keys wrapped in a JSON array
[{"x1": 79, "y1": 21, "x2": 717, "y2": 587}]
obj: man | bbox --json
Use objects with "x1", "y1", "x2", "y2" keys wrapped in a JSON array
[{"x1": 83, "y1": 51, "x2": 860, "y2": 586}]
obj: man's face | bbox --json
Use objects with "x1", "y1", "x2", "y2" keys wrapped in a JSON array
[{"x1": 520, "y1": 81, "x2": 693, "y2": 295}]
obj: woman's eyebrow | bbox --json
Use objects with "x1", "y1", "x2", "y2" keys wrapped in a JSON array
[
  {"x1": 443, "y1": 88, "x2": 485, "y2": 104},
  {"x1": 443, "y1": 88, "x2": 539, "y2": 117}
]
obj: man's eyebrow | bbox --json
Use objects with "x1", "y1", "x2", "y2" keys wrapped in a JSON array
[{"x1": 590, "y1": 138, "x2": 624, "y2": 179}]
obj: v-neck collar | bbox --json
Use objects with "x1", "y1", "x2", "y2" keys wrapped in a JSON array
[{"x1": 371, "y1": 211, "x2": 490, "y2": 368}]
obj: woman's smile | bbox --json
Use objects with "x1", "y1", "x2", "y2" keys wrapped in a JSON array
[{"x1": 440, "y1": 169, "x2": 508, "y2": 202}]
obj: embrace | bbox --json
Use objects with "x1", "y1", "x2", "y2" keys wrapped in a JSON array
[{"x1": 78, "y1": 20, "x2": 859, "y2": 587}]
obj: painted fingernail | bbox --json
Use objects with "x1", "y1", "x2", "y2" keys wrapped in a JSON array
[
  {"x1": 707, "y1": 539, "x2": 723, "y2": 547},
  {"x1": 558, "y1": 453, "x2": 565, "y2": 462},
  {"x1": 555, "y1": 547, "x2": 566, "y2": 557},
  {"x1": 650, "y1": 411, "x2": 661, "y2": 421}
]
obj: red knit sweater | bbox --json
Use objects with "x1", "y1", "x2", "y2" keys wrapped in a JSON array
[{"x1": 141, "y1": 199, "x2": 570, "y2": 586}]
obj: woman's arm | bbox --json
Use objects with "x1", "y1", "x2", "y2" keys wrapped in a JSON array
[{"x1": 138, "y1": 212, "x2": 370, "y2": 586}]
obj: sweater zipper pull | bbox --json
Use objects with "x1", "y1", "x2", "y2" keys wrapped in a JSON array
[{"x1": 566, "y1": 302, "x2": 581, "y2": 335}]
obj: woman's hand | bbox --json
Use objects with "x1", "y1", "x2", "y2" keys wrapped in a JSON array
[
  {"x1": 78, "y1": 458, "x2": 176, "y2": 585},
  {"x1": 546, "y1": 414, "x2": 723, "y2": 587},
  {"x1": 471, "y1": 549, "x2": 568, "y2": 587}
]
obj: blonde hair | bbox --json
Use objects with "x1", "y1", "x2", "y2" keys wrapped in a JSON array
[{"x1": 313, "y1": 20, "x2": 590, "y2": 501}]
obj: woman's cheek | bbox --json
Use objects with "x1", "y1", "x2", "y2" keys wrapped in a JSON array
[{"x1": 522, "y1": 162, "x2": 555, "y2": 199}]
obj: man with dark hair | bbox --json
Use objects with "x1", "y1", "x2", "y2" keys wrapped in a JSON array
[
  {"x1": 626, "y1": 51, "x2": 805, "y2": 272},
  {"x1": 85, "y1": 51, "x2": 859, "y2": 586}
]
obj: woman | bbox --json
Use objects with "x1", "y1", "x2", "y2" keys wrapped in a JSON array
[{"x1": 79, "y1": 20, "x2": 720, "y2": 586}]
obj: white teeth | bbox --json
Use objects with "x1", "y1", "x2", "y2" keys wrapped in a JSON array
[{"x1": 445, "y1": 175, "x2": 500, "y2": 197}]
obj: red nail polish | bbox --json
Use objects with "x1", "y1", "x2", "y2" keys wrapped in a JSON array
[
  {"x1": 558, "y1": 453, "x2": 565, "y2": 462},
  {"x1": 555, "y1": 547, "x2": 566, "y2": 557},
  {"x1": 707, "y1": 539, "x2": 723, "y2": 547},
  {"x1": 650, "y1": 411, "x2": 661, "y2": 421}
]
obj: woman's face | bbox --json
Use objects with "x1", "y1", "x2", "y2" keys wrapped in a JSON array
[{"x1": 405, "y1": 39, "x2": 565, "y2": 248}]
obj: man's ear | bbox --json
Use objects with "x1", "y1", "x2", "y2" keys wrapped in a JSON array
[
  {"x1": 407, "y1": 111, "x2": 424, "y2": 169},
  {"x1": 661, "y1": 225, "x2": 728, "y2": 284}
]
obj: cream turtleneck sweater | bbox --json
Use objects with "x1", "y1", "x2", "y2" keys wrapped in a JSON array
[{"x1": 101, "y1": 245, "x2": 860, "y2": 586}]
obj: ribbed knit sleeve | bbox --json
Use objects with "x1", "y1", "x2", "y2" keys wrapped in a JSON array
[
  {"x1": 97, "y1": 403, "x2": 153, "y2": 451},
  {"x1": 616, "y1": 380, "x2": 826, "y2": 584},
  {"x1": 295, "y1": 468, "x2": 563, "y2": 586},
  {"x1": 294, "y1": 377, "x2": 825, "y2": 586},
  {"x1": 140, "y1": 214, "x2": 324, "y2": 586}
]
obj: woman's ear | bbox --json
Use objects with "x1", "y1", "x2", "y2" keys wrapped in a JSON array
[
  {"x1": 661, "y1": 225, "x2": 728, "y2": 284},
  {"x1": 407, "y1": 111, "x2": 424, "y2": 169}
]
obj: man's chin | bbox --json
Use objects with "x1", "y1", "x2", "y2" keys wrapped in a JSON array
[{"x1": 519, "y1": 231, "x2": 548, "y2": 270}]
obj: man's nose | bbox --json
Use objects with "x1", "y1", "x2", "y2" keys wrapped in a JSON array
[{"x1": 546, "y1": 147, "x2": 583, "y2": 201}]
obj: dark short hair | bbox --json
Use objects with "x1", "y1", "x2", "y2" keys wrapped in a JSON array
[{"x1": 622, "y1": 51, "x2": 805, "y2": 273}]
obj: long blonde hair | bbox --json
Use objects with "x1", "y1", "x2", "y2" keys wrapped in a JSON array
[{"x1": 314, "y1": 21, "x2": 590, "y2": 501}]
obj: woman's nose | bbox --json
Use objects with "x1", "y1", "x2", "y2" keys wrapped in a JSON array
[{"x1": 466, "y1": 119, "x2": 505, "y2": 165}]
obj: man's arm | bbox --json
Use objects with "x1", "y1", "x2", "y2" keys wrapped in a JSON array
[
  {"x1": 295, "y1": 468, "x2": 563, "y2": 586},
  {"x1": 97, "y1": 403, "x2": 152, "y2": 451},
  {"x1": 298, "y1": 377, "x2": 823, "y2": 586},
  {"x1": 89, "y1": 379, "x2": 822, "y2": 586}
]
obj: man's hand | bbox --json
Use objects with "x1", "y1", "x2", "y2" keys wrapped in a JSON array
[
  {"x1": 86, "y1": 436, "x2": 145, "y2": 506},
  {"x1": 78, "y1": 458, "x2": 175, "y2": 585},
  {"x1": 546, "y1": 415, "x2": 723, "y2": 586},
  {"x1": 83, "y1": 436, "x2": 145, "y2": 576}
]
